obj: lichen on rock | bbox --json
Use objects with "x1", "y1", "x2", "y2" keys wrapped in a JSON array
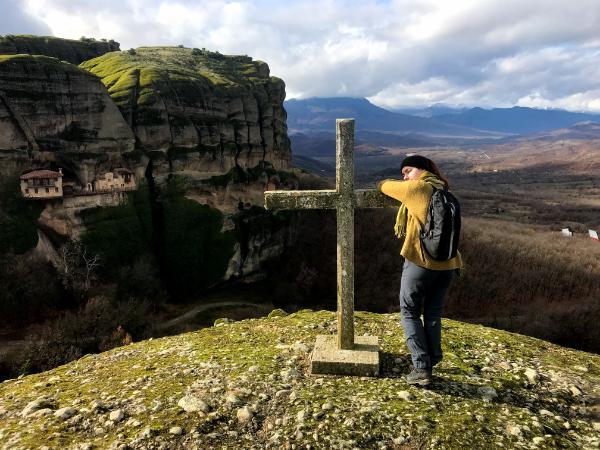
[{"x1": 0, "y1": 310, "x2": 598, "y2": 449}]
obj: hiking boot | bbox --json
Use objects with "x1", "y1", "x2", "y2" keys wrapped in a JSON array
[{"x1": 405, "y1": 368, "x2": 432, "y2": 386}]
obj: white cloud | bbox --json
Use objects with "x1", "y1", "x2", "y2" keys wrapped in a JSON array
[
  {"x1": 0, "y1": 0, "x2": 51, "y2": 35},
  {"x1": 6, "y1": 0, "x2": 600, "y2": 111},
  {"x1": 517, "y1": 90, "x2": 600, "y2": 113}
]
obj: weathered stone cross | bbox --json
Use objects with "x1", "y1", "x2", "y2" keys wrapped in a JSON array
[{"x1": 265, "y1": 119, "x2": 398, "y2": 376}]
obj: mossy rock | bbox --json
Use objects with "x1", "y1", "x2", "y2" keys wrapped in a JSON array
[
  {"x1": 267, "y1": 308, "x2": 288, "y2": 319},
  {"x1": 80, "y1": 46, "x2": 274, "y2": 112},
  {"x1": 1, "y1": 311, "x2": 597, "y2": 448},
  {"x1": 214, "y1": 318, "x2": 235, "y2": 326},
  {"x1": 79, "y1": 46, "x2": 286, "y2": 158}
]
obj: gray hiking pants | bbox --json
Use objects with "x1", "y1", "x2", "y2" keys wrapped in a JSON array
[{"x1": 400, "y1": 259, "x2": 454, "y2": 370}]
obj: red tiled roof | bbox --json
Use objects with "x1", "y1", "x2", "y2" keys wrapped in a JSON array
[{"x1": 20, "y1": 170, "x2": 63, "y2": 180}]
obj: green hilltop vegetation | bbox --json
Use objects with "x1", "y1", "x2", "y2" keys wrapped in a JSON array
[
  {"x1": 0, "y1": 310, "x2": 598, "y2": 448},
  {"x1": 0, "y1": 34, "x2": 119, "y2": 65},
  {"x1": 0, "y1": 53, "x2": 90, "y2": 75},
  {"x1": 80, "y1": 46, "x2": 274, "y2": 109}
]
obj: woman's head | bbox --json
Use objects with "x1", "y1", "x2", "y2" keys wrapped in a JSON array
[{"x1": 400, "y1": 155, "x2": 450, "y2": 187}]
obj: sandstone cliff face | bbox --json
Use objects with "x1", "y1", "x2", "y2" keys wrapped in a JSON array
[
  {"x1": 0, "y1": 54, "x2": 135, "y2": 184},
  {"x1": 81, "y1": 47, "x2": 291, "y2": 177},
  {"x1": 0, "y1": 45, "x2": 294, "y2": 288},
  {"x1": 0, "y1": 35, "x2": 120, "y2": 65},
  {"x1": 38, "y1": 192, "x2": 130, "y2": 239}
]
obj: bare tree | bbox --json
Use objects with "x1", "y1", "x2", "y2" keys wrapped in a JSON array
[
  {"x1": 56, "y1": 241, "x2": 101, "y2": 292},
  {"x1": 80, "y1": 245, "x2": 101, "y2": 291}
]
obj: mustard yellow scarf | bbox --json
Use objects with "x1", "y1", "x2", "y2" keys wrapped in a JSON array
[{"x1": 394, "y1": 171, "x2": 446, "y2": 239}]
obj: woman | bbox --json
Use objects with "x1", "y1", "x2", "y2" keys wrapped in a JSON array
[{"x1": 378, "y1": 155, "x2": 462, "y2": 386}]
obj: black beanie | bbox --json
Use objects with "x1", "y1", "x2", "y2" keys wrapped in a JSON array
[{"x1": 400, "y1": 155, "x2": 433, "y2": 172}]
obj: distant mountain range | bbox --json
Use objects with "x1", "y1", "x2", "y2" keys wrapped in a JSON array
[
  {"x1": 285, "y1": 97, "x2": 600, "y2": 136},
  {"x1": 514, "y1": 121, "x2": 600, "y2": 142},
  {"x1": 284, "y1": 97, "x2": 499, "y2": 137},
  {"x1": 432, "y1": 106, "x2": 599, "y2": 134}
]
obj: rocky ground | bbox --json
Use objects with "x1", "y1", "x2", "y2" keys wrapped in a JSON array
[{"x1": 0, "y1": 310, "x2": 598, "y2": 449}]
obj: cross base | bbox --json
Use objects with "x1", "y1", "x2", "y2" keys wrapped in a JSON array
[{"x1": 310, "y1": 335, "x2": 380, "y2": 377}]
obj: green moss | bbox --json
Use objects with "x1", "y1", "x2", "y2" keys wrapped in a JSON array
[
  {"x1": 80, "y1": 46, "x2": 268, "y2": 96},
  {"x1": 79, "y1": 46, "x2": 279, "y2": 151},
  {"x1": 197, "y1": 69, "x2": 228, "y2": 85},
  {"x1": 268, "y1": 308, "x2": 288, "y2": 318},
  {"x1": 137, "y1": 89, "x2": 156, "y2": 106},
  {"x1": 0, "y1": 311, "x2": 598, "y2": 448},
  {"x1": 106, "y1": 68, "x2": 138, "y2": 96}
]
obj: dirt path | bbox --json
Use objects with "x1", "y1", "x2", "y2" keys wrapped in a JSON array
[{"x1": 157, "y1": 301, "x2": 265, "y2": 330}]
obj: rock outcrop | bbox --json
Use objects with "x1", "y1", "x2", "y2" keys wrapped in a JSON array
[
  {"x1": 0, "y1": 310, "x2": 598, "y2": 448},
  {"x1": 81, "y1": 47, "x2": 291, "y2": 178},
  {"x1": 0, "y1": 54, "x2": 135, "y2": 184},
  {"x1": 0, "y1": 35, "x2": 120, "y2": 65},
  {"x1": 0, "y1": 44, "x2": 294, "y2": 286}
]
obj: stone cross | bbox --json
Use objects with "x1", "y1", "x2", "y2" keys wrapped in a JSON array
[{"x1": 265, "y1": 119, "x2": 398, "y2": 376}]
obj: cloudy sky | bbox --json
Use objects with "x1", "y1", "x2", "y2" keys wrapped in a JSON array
[{"x1": 3, "y1": 0, "x2": 600, "y2": 111}]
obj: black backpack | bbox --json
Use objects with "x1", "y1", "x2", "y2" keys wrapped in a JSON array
[{"x1": 420, "y1": 188, "x2": 461, "y2": 261}]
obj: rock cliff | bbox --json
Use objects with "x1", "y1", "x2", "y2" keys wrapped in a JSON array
[
  {"x1": 0, "y1": 43, "x2": 295, "y2": 287},
  {"x1": 0, "y1": 310, "x2": 598, "y2": 449},
  {"x1": 80, "y1": 47, "x2": 291, "y2": 178},
  {"x1": 0, "y1": 35, "x2": 120, "y2": 65},
  {"x1": 0, "y1": 54, "x2": 135, "y2": 185}
]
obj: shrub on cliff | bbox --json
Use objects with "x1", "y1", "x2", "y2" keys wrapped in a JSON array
[
  {"x1": 20, "y1": 295, "x2": 154, "y2": 374},
  {"x1": 162, "y1": 176, "x2": 236, "y2": 297},
  {"x1": 80, "y1": 193, "x2": 151, "y2": 278},
  {"x1": 0, "y1": 177, "x2": 43, "y2": 255},
  {"x1": 0, "y1": 254, "x2": 66, "y2": 326},
  {"x1": 79, "y1": 177, "x2": 236, "y2": 300}
]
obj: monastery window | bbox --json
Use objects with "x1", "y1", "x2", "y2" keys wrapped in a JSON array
[{"x1": 34, "y1": 188, "x2": 38, "y2": 194}]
